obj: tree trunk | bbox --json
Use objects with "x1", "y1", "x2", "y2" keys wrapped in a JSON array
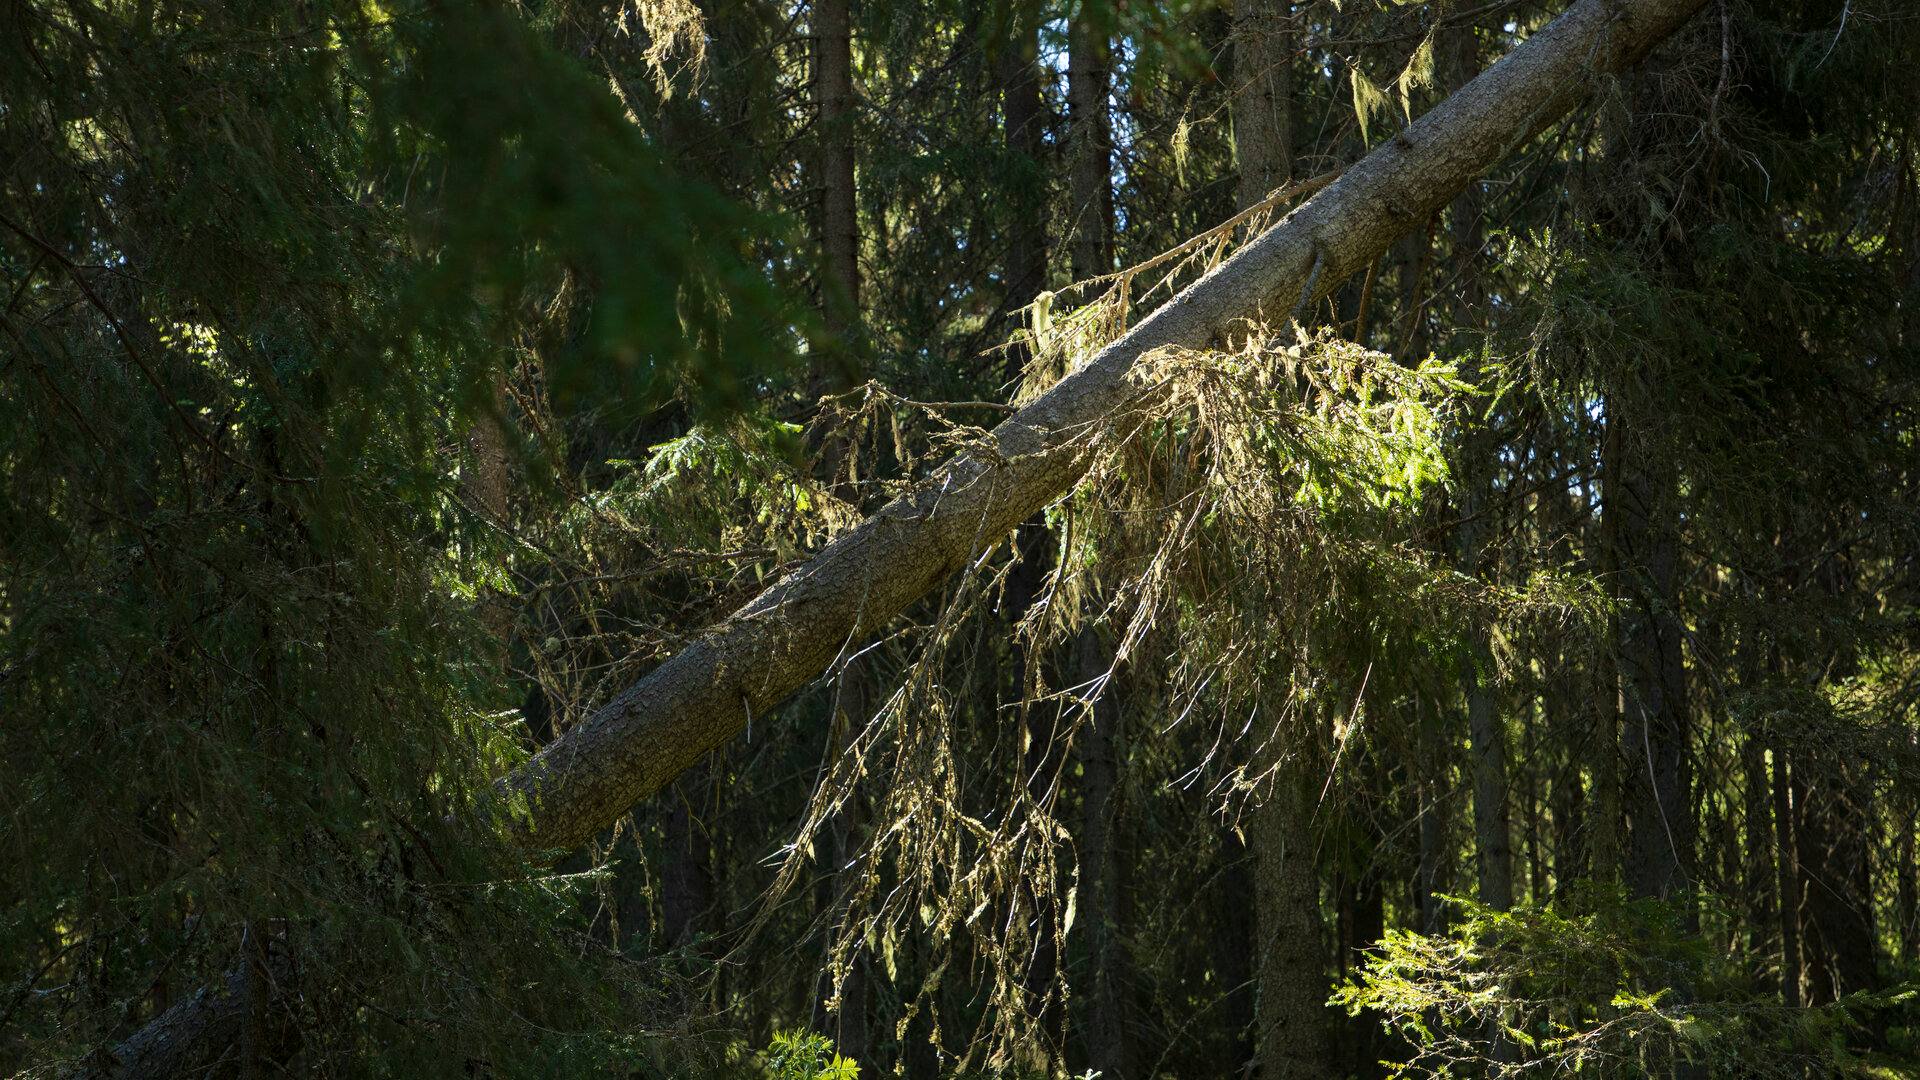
[
  {"x1": 1773, "y1": 746, "x2": 1802, "y2": 1008},
  {"x1": 1416, "y1": 692, "x2": 1451, "y2": 935},
  {"x1": 465, "y1": 375, "x2": 514, "y2": 651},
  {"x1": 499, "y1": 0, "x2": 1715, "y2": 856},
  {"x1": 1233, "y1": 0, "x2": 1292, "y2": 213},
  {"x1": 816, "y1": 0, "x2": 858, "y2": 352},
  {"x1": 1232, "y1": 15, "x2": 1330, "y2": 1075},
  {"x1": 661, "y1": 764, "x2": 716, "y2": 952},
  {"x1": 1252, "y1": 761, "x2": 1328, "y2": 1080},
  {"x1": 1795, "y1": 756, "x2": 1878, "y2": 1004},
  {"x1": 996, "y1": 12, "x2": 1047, "y2": 372},
  {"x1": 1069, "y1": 18, "x2": 1111, "y2": 285},
  {"x1": 1616, "y1": 416, "x2": 1688, "y2": 902},
  {"x1": 1076, "y1": 623, "x2": 1135, "y2": 1080},
  {"x1": 1739, "y1": 731, "x2": 1775, "y2": 988},
  {"x1": 1590, "y1": 401, "x2": 1622, "y2": 887},
  {"x1": 1466, "y1": 617, "x2": 1511, "y2": 910}
]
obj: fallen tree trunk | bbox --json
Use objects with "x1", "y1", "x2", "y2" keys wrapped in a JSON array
[{"x1": 503, "y1": 0, "x2": 1709, "y2": 853}]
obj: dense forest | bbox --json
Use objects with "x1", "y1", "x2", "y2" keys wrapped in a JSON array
[{"x1": 5, "y1": 0, "x2": 1920, "y2": 1076}]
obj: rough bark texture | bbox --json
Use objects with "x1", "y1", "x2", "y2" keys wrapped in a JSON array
[
  {"x1": 499, "y1": 0, "x2": 1714, "y2": 854},
  {"x1": 1460, "y1": 495, "x2": 1512, "y2": 913},
  {"x1": 662, "y1": 765, "x2": 716, "y2": 951},
  {"x1": 1076, "y1": 623, "x2": 1136, "y2": 1080},
  {"x1": 816, "y1": 0, "x2": 858, "y2": 349},
  {"x1": 1251, "y1": 772, "x2": 1329, "y2": 1080},
  {"x1": 1618, "y1": 422, "x2": 1689, "y2": 902},
  {"x1": 1068, "y1": 18, "x2": 1111, "y2": 283},
  {"x1": 74, "y1": 943, "x2": 295, "y2": 1080},
  {"x1": 1467, "y1": 675, "x2": 1512, "y2": 910},
  {"x1": 1231, "y1": 11, "x2": 1331, "y2": 1076},
  {"x1": 1740, "y1": 731, "x2": 1776, "y2": 987},
  {"x1": 1233, "y1": 0, "x2": 1293, "y2": 213},
  {"x1": 464, "y1": 376, "x2": 514, "y2": 649},
  {"x1": 996, "y1": 18, "x2": 1046, "y2": 337}
]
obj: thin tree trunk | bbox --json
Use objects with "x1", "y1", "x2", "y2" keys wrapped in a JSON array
[
  {"x1": 1416, "y1": 692, "x2": 1451, "y2": 935},
  {"x1": 997, "y1": 12, "x2": 1047, "y2": 370},
  {"x1": 1591, "y1": 401, "x2": 1622, "y2": 886},
  {"x1": 816, "y1": 0, "x2": 858, "y2": 351},
  {"x1": 1616, "y1": 417, "x2": 1688, "y2": 902},
  {"x1": 1069, "y1": 17, "x2": 1111, "y2": 284},
  {"x1": 1468, "y1": 651, "x2": 1511, "y2": 910},
  {"x1": 1796, "y1": 756, "x2": 1878, "y2": 1004},
  {"x1": 465, "y1": 375, "x2": 514, "y2": 651},
  {"x1": 661, "y1": 765, "x2": 716, "y2": 952},
  {"x1": 1232, "y1": 13, "x2": 1329, "y2": 1075},
  {"x1": 1252, "y1": 759, "x2": 1329, "y2": 1080},
  {"x1": 811, "y1": 4, "x2": 871, "y2": 1063},
  {"x1": 1773, "y1": 746, "x2": 1802, "y2": 1009},
  {"x1": 1740, "y1": 731, "x2": 1775, "y2": 988},
  {"x1": 1233, "y1": 0, "x2": 1292, "y2": 213},
  {"x1": 1077, "y1": 623, "x2": 1135, "y2": 1080}
]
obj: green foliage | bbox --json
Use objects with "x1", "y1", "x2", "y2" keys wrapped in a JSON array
[
  {"x1": 1339, "y1": 886, "x2": 1920, "y2": 1079},
  {"x1": 0, "y1": 0, "x2": 797, "y2": 1073},
  {"x1": 762, "y1": 1030, "x2": 862, "y2": 1080}
]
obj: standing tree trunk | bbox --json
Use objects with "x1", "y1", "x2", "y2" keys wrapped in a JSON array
[
  {"x1": 811, "y1": 2, "x2": 871, "y2": 1066},
  {"x1": 1591, "y1": 401, "x2": 1623, "y2": 886},
  {"x1": 1000, "y1": 15, "x2": 1066, "y2": 1063},
  {"x1": 1233, "y1": 0, "x2": 1292, "y2": 213},
  {"x1": 1415, "y1": 691, "x2": 1452, "y2": 935},
  {"x1": 1795, "y1": 755, "x2": 1879, "y2": 1004},
  {"x1": 1740, "y1": 729, "x2": 1776, "y2": 988},
  {"x1": 1462, "y1": 511, "x2": 1512, "y2": 913},
  {"x1": 817, "y1": 0, "x2": 858, "y2": 354},
  {"x1": 1234, "y1": 10, "x2": 1329, "y2": 1077},
  {"x1": 1773, "y1": 744, "x2": 1802, "y2": 1008},
  {"x1": 1076, "y1": 623, "x2": 1136, "y2": 1080},
  {"x1": 1615, "y1": 412, "x2": 1689, "y2": 902},
  {"x1": 1069, "y1": 16, "x2": 1112, "y2": 284}
]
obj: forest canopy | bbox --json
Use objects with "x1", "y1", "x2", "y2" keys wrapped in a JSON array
[{"x1": 2, "y1": 0, "x2": 1918, "y2": 1078}]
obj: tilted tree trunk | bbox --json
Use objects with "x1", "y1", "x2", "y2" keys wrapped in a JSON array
[{"x1": 498, "y1": 0, "x2": 1713, "y2": 857}]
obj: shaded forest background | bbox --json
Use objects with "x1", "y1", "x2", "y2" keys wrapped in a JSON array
[{"x1": 3, "y1": 0, "x2": 1919, "y2": 1077}]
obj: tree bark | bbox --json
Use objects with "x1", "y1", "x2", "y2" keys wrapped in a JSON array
[
  {"x1": 1591, "y1": 401, "x2": 1622, "y2": 886},
  {"x1": 1076, "y1": 623, "x2": 1135, "y2": 1080},
  {"x1": 1795, "y1": 756, "x2": 1878, "y2": 1004},
  {"x1": 498, "y1": 0, "x2": 1714, "y2": 855},
  {"x1": 1069, "y1": 17, "x2": 1111, "y2": 284},
  {"x1": 1616, "y1": 416, "x2": 1688, "y2": 902},
  {"x1": 816, "y1": 0, "x2": 858, "y2": 352},
  {"x1": 996, "y1": 12, "x2": 1047, "y2": 364},
  {"x1": 1773, "y1": 746, "x2": 1802, "y2": 1008},
  {"x1": 1233, "y1": 0, "x2": 1292, "y2": 214}
]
